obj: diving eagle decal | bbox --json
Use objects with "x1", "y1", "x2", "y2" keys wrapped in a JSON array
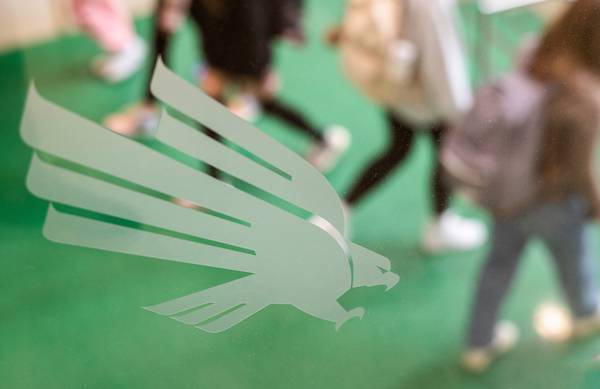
[{"x1": 19, "y1": 59, "x2": 399, "y2": 333}]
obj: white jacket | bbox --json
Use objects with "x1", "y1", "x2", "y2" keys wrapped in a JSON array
[{"x1": 394, "y1": 0, "x2": 473, "y2": 125}]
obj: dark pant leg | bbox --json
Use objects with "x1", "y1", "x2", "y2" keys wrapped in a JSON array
[
  {"x1": 430, "y1": 122, "x2": 451, "y2": 216},
  {"x1": 345, "y1": 112, "x2": 415, "y2": 206},
  {"x1": 175, "y1": 3, "x2": 221, "y2": 179},
  {"x1": 204, "y1": 127, "x2": 221, "y2": 178},
  {"x1": 539, "y1": 197, "x2": 599, "y2": 317},
  {"x1": 261, "y1": 98, "x2": 324, "y2": 142},
  {"x1": 144, "y1": 0, "x2": 175, "y2": 103},
  {"x1": 467, "y1": 220, "x2": 527, "y2": 348}
]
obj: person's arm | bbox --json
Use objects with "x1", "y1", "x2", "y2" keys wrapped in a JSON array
[
  {"x1": 410, "y1": 0, "x2": 473, "y2": 122},
  {"x1": 543, "y1": 92, "x2": 600, "y2": 218}
]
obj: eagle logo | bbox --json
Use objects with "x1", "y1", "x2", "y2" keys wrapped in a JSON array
[{"x1": 20, "y1": 60, "x2": 399, "y2": 333}]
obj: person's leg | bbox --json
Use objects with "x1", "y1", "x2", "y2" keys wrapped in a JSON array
[
  {"x1": 423, "y1": 122, "x2": 487, "y2": 253},
  {"x1": 467, "y1": 220, "x2": 527, "y2": 348},
  {"x1": 200, "y1": 75, "x2": 225, "y2": 179},
  {"x1": 254, "y1": 70, "x2": 349, "y2": 172},
  {"x1": 193, "y1": 67, "x2": 225, "y2": 178},
  {"x1": 144, "y1": 0, "x2": 187, "y2": 103},
  {"x1": 430, "y1": 122, "x2": 451, "y2": 216},
  {"x1": 261, "y1": 97, "x2": 324, "y2": 142},
  {"x1": 553, "y1": 227, "x2": 599, "y2": 317},
  {"x1": 345, "y1": 112, "x2": 414, "y2": 206},
  {"x1": 72, "y1": 0, "x2": 136, "y2": 54},
  {"x1": 103, "y1": 0, "x2": 187, "y2": 136},
  {"x1": 261, "y1": 95, "x2": 350, "y2": 172},
  {"x1": 72, "y1": 0, "x2": 146, "y2": 82},
  {"x1": 540, "y1": 197, "x2": 599, "y2": 319}
]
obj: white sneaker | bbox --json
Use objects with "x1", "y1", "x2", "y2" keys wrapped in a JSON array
[
  {"x1": 307, "y1": 125, "x2": 351, "y2": 173},
  {"x1": 572, "y1": 310, "x2": 600, "y2": 340},
  {"x1": 422, "y1": 210, "x2": 487, "y2": 253},
  {"x1": 93, "y1": 37, "x2": 146, "y2": 83},
  {"x1": 462, "y1": 321, "x2": 519, "y2": 373},
  {"x1": 227, "y1": 93, "x2": 261, "y2": 123},
  {"x1": 104, "y1": 103, "x2": 159, "y2": 138}
]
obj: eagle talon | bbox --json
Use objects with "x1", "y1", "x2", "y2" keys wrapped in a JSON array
[{"x1": 335, "y1": 307, "x2": 365, "y2": 331}]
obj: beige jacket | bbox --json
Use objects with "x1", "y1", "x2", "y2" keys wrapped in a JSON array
[{"x1": 339, "y1": 0, "x2": 472, "y2": 125}]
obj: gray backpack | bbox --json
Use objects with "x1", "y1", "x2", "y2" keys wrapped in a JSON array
[{"x1": 441, "y1": 70, "x2": 553, "y2": 217}]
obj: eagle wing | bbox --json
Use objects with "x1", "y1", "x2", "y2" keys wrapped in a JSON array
[
  {"x1": 150, "y1": 59, "x2": 347, "y2": 233},
  {"x1": 20, "y1": 85, "x2": 292, "y2": 274},
  {"x1": 20, "y1": 62, "x2": 398, "y2": 333}
]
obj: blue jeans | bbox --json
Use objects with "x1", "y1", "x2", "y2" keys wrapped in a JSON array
[{"x1": 467, "y1": 195, "x2": 599, "y2": 348}]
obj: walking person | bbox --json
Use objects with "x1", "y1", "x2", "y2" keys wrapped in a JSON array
[
  {"x1": 105, "y1": 0, "x2": 350, "y2": 172},
  {"x1": 329, "y1": 0, "x2": 486, "y2": 250},
  {"x1": 445, "y1": 0, "x2": 600, "y2": 372}
]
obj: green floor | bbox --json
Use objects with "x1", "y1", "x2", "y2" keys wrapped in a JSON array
[{"x1": 2, "y1": 1, "x2": 600, "y2": 388}]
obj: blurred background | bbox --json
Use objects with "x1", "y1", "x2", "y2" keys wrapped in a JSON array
[{"x1": 2, "y1": 0, "x2": 599, "y2": 388}]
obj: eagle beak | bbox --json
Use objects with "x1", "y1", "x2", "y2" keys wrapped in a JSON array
[{"x1": 382, "y1": 271, "x2": 400, "y2": 291}]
